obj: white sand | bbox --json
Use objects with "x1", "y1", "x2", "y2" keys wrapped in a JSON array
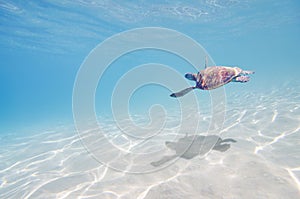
[{"x1": 1, "y1": 87, "x2": 300, "y2": 198}]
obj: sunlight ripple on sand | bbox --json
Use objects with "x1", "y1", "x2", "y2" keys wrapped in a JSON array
[{"x1": 1, "y1": 86, "x2": 300, "y2": 198}]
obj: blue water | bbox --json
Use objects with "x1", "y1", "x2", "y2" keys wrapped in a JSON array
[
  {"x1": 1, "y1": 1, "x2": 300, "y2": 198},
  {"x1": 1, "y1": 0, "x2": 299, "y2": 129}
]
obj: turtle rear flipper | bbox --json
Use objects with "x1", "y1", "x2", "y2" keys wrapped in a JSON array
[
  {"x1": 220, "y1": 138, "x2": 237, "y2": 143},
  {"x1": 232, "y1": 76, "x2": 250, "y2": 83},
  {"x1": 213, "y1": 143, "x2": 230, "y2": 152},
  {"x1": 170, "y1": 87, "x2": 196, "y2": 98},
  {"x1": 241, "y1": 70, "x2": 255, "y2": 75}
]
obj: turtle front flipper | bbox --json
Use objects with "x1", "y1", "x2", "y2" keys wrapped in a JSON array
[{"x1": 170, "y1": 87, "x2": 196, "y2": 98}]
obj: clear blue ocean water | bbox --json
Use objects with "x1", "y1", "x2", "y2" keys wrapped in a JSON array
[{"x1": 1, "y1": 1, "x2": 300, "y2": 198}]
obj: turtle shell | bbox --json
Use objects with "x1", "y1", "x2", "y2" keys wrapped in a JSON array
[{"x1": 198, "y1": 66, "x2": 241, "y2": 90}]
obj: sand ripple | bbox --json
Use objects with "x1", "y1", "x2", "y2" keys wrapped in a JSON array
[{"x1": 1, "y1": 85, "x2": 300, "y2": 198}]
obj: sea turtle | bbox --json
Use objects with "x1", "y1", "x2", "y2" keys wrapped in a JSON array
[
  {"x1": 170, "y1": 57, "x2": 254, "y2": 97},
  {"x1": 150, "y1": 134, "x2": 236, "y2": 167}
]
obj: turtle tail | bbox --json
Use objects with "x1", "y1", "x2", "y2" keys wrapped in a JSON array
[{"x1": 170, "y1": 87, "x2": 196, "y2": 98}]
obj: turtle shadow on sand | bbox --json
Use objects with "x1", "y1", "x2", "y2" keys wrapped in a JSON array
[{"x1": 151, "y1": 135, "x2": 237, "y2": 167}]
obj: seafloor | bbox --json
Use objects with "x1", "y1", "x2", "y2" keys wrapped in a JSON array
[{"x1": 1, "y1": 85, "x2": 300, "y2": 199}]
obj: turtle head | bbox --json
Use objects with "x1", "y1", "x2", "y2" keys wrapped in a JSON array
[
  {"x1": 185, "y1": 73, "x2": 197, "y2": 81},
  {"x1": 165, "y1": 141, "x2": 176, "y2": 150}
]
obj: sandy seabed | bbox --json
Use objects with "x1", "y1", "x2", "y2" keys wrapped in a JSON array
[{"x1": 1, "y1": 86, "x2": 300, "y2": 199}]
